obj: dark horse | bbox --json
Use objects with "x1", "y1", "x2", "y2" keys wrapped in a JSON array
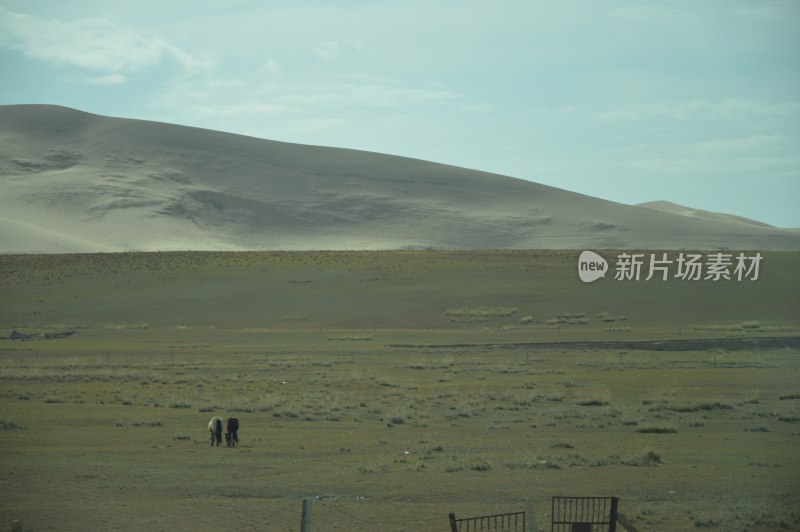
[
  {"x1": 208, "y1": 416, "x2": 224, "y2": 446},
  {"x1": 225, "y1": 417, "x2": 239, "y2": 447}
]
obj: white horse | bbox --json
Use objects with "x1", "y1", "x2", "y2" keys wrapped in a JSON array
[{"x1": 208, "y1": 416, "x2": 224, "y2": 446}]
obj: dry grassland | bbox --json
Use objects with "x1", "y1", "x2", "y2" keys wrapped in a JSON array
[{"x1": 1, "y1": 251, "x2": 798, "y2": 530}]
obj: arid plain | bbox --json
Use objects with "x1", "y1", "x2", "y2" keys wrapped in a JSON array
[{"x1": 1, "y1": 250, "x2": 798, "y2": 531}]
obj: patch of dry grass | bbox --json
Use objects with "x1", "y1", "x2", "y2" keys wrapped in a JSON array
[{"x1": 0, "y1": 250, "x2": 798, "y2": 530}]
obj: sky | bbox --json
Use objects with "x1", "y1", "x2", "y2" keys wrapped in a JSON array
[{"x1": 1, "y1": 1, "x2": 798, "y2": 228}]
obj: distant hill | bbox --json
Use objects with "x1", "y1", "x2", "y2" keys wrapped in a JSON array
[
  {"x1": 636, "y1": 200, "x2": 777, "y2": 229},
  {"x1": 1, "y1": 104, "x2": 798, "y2": 252}
]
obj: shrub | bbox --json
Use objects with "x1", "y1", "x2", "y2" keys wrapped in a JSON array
[
  {"x1": 576, "y1": 399, "x2": 609, "y2": 407},
  {"x1": 693, "y1": 518, "x2": 721, "y2": 528},
  {"x1": 445, "y1": 306, "x2": 519, "y2": 317},
  {"x1": 636, "y1": 426, "x2": 677, "y2": 434},
  {"x1": 624, "y1": 451, "x2": 662, "y2": 466},
  {"x1": 669, "y1": 401, "x2": 733, "y2": 413},
  {"x1": 470, "y1": 461, "x2": 492, "y2": 471},
  {"x1": 132, "y1": 421, "x2": 163, "y2": 427},
  {"x1": 0, "y1": 420, "x2": 23, "y2": 431}
]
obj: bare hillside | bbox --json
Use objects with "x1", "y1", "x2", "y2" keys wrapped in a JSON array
[{"x1": 1, "y1": 105, "x2": 797, "y2": 252}]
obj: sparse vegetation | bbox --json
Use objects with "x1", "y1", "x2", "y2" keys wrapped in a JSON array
[
  {"x1": 445, "y1": 306, "x2": 519, "y2": 317},
  {"x1": 624, "y1": 450, "x2": 662, "y2": 466},
  {"x1": 575, "y1": 398, "x2": 609, "y2": 407},
  {"x1": 0, "y1": 419, "x2": 23, "y2": 431},
  {"x1": 0, "y1": 250, "x2": 797, "y2": 531},
  {"x1": 669, "y1": 401, "x2": 734, "y2": 413},
  {"x1": 636, "y1": 426, "x2": 678, "y2": 434}
]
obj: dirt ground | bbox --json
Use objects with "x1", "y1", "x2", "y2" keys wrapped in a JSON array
[
  {"x1": 1, "y1": 346, "x2": 798, "y2": 531},
  {"x1": 1, "y1": 251, "x2": 798, "y2": 530}
]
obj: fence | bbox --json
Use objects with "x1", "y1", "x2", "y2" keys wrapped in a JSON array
[
  {"x1": 449, "y1": 510, "x2": 527, "y2": 532},
  {"x1": 551, "y1": 496, "x2": 618, "y2": 532},
  {"x1": 299, "y1": 496, "x2": 637, "y2": 531}
]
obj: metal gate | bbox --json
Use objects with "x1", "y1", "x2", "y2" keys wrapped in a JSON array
[
  {"x1": 449, "y1": 510, "x2": 527, "y2": 532},
  {"x1": 551, "y1": 496, "x2": 618, "y2": 532}
]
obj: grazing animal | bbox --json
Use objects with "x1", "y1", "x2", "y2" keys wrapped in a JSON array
[
  {"x1": 208, "y1": 416, "x2": 224, "y2": 446},
  {"x1": 225, "y1": 417, "x2": 239, "y2": 447}
]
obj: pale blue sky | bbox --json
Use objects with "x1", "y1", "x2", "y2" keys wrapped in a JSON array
[{"x1": 1, "y1": 1, "x2": 798, "y2": 227}]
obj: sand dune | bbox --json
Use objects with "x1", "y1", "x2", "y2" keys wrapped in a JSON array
[
  {"x1": 1, "y1": 104, "x2": 798, "y2": 252},
  {"x1": 636, "y1": 200, "x2": 777, "y2": 229}
]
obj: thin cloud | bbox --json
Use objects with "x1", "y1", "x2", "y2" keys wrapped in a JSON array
[
  {"x1": 85, "y1": 73, "x2": 127, "y2": 86},
  {"x1": 688, "y1": 134, "x2": 784, "y2": 155},
  {"x1": 207, "y1": 78, "x2": 247, "y2": 89},
  {"x1": 736, "y1": 0, "x2": 800, "y2": 18},
  {"x1": 609, "y1": 4, "x2": 702, "y2": 22},
  {"x1": 151, "y1": 75, "x2": 466, "y2": 134},
  {"x1": 621, "y1": 135, "x2": 798, "y2": 176},
  {"x1": 312, "y1": 38, "x2": 375, "y2": 61},
  {"x1": 259, "y1": 58, "x2": 283, "y2": 78},
  {"x1": 313, "y1": 41, "x2": 340, "y2": 61},
  {"x1": 0, "y1": 6, "x2": 214, "y2": 77},
  {"x1": 593, "y1": 99, "x2": 800, "y2": 123},
  {"x1": 279, "y1": 80, "x2": 463, "y2": 108},
  {"x1": 189, "y1": 103, "x2": 287, "y2": 118}
]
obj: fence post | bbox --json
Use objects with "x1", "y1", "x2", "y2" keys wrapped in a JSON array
[
  {"x1": 525, "y1": 498, "x2": 537, "y2": 532},
  {"x1": 300, "y1": 498, "x2": 312, "y2": 532},
  {"x1": 12, "y1": 520, "x2": 22, "y2": 532},
  {"x1": 448, "y1": 512, "x2": 459, "y2": 532},
  {"x1": 609, "y1": 497, "x2": 619, "y2": 532}
]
